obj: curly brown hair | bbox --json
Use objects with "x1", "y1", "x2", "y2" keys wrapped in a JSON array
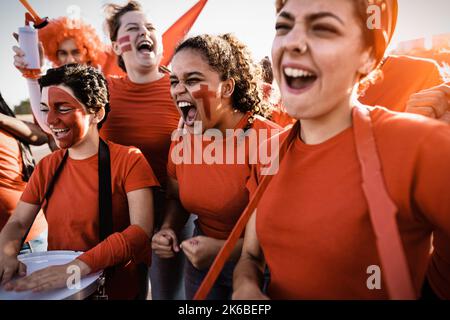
[
  {"x1": 174, "y1": 33, "x2": 272, "y2": 119},
  {"x1": 38, "y1": 64, "x2": 110, "y2": 129}
]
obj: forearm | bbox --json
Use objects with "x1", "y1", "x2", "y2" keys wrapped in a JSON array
[
  {"x1": 0, "y1": 113, "x2": 48, "y2": 145},
  {"x1": 229, "y1": 238, "x2": 244, "y2": 262},
  {"x1": 160, "y1": 198, "x2": 190, "y2": 234},
  {"x1": 0, "y1": 219, "x2": 29, "y2": 257},
  {"x1": 233, "y1": 253, "x2": 266, "y2": 293},
  {"x1": 77, "y1": 224, "x2": 152, "y2": 273}
]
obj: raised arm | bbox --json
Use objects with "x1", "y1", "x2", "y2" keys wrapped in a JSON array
[{"x1": 0, "y1": 113, "x2": 48, "y2": 145}]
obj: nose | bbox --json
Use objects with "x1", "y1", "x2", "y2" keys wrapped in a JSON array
[
  {"x1": 46, "y1": 109, "x2": 59, "y2": 126},
  {"x1": 283, "y1": 25, "x2": 308, "y2": 55},
  {"x1": 139, "y1": 25, "x2": 150, "y2": 37},
  {"x1": 171, "y1": 81, "x2": 187, "y2": 98},
  {"x1": 66, "y1": 54, "x2": 76, "y2": 64}
]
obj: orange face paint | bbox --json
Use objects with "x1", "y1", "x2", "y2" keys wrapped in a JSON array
[
  {"x1": 45, "y1": 86, "x2": 90, "y2": 149},
  {"x1": 192, "y1": 84, "x2": 216, "y2": 121}
]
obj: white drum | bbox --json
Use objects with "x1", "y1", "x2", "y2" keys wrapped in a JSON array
[{"x1": 0, "y1": 251, "x2": 103, "y2": 300}]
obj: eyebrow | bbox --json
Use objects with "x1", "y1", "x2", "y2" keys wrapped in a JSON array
[
  {"x1": 278, "y1": 10, "x2": 345, "y2": 25},
  {"x1": 56, "y1": 49, "x2": 80, "y2": 53},
  {"x1": 185, "y1": 72, "x2": 204, "y2": 77},
  {"x1": 170, "y1": 71, "x2": 204, "y2": 80},
  {"x1": 125, "y1": 23, "x2": 139, "y2": 28}
]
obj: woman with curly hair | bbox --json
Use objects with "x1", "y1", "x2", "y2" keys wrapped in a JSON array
[
  {"x1": 0, "y1": 64, "x2": 158, "y2": 299},
  {"x1": 232, "y1": 0, "x2": 450, "y2": 300},
  {"x1": 151, "y1": 33, "x2": 281, "y2": 300}
]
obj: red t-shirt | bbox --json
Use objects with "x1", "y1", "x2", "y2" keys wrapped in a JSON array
[
  {"x1": 0, "y1": 129, "x2": 26, "y2": 192},
  {"x1": 359, "y1": 55, "x2": 443, "y2": 112},
  {"x1": 0, "y1": 129, "x2": 27, "y2": 227},
  {"x1": 21, "y1": 141, "x2": 159, "y2": 299},
  {"x1": 247, "y1": 107, "x2": 450, "y2": 299},
  {"x1": 168, "y1": 114, "x2": 281, "y2": 240},
  {"x1": 0, "y1": 129, "x2": 46, "y2": 239},
  {"x1": 101, "y1": 74, "x2": 180, "y2": 188}
]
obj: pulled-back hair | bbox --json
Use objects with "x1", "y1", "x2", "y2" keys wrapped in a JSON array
[
  {"x1": 39, "y1": 64, "x2": 110, "y2": 129},
  {"x1": 175, "y1": 33, "x2": 271, "y2": 118},
  {"x1": 104, "y1": 0, "x2": 143, "y2": 72}
]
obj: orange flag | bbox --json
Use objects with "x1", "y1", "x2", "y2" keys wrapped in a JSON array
[{"x1": 161, "y1": 0, "x2": 208, "y2": 66}]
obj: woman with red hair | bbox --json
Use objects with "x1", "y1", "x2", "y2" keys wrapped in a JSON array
[{"x1": 14, "y1": 17, "x2": 124, "y2": 76}]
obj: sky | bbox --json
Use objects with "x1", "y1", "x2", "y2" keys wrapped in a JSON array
[{"x1": 0, "y1": 0, "x2": 449, "y2": 108}]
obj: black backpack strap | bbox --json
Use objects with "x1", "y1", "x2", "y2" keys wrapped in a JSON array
[{"x1": 98, "y1": 139, "x2": 113, "y2": 240}]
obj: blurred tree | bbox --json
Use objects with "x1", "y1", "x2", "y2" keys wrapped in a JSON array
[{"x1": 14, "y1": 99, "x2": 31, "y2": 115}]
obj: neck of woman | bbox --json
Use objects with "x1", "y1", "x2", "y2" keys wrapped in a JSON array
[
  {"x1": 126, "y1": 65, "x2": 164, "y2": 84},
  {"x1": 68, "y1": 127, "x2": 100, "y2": 160},
  {"x1": 214, "y1": 104, "x2": 246, "y2": 136},
  {"x1": 299, "y1": 96, "x2": 354, "y2": 145}
]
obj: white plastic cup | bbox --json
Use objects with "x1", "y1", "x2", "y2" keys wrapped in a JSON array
[{"x1": 18, "y1": 26, "x2": 40, "y2": 70}]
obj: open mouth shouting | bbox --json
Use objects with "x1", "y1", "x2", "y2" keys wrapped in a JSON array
[
  {"x1": 283, "y1": 66, "x2": 318, "y2": 93},
  {"x1": 178, "y1": 101, "x2": 198, "y2": 127},
  {"x1": 136, "y1": 39, "x2": 155, "y2": 58}
]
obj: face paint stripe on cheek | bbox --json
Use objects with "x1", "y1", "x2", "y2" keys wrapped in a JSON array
[
  {"x1": 121, "y1": 44, "x2": 132, "y2": 52},
  {"x1": 118, "y1": 35, "x2": 131, "y2": 44},
  {"x1": 118, "y1": 35, "x2": 132, "y2": 53},
  {"x1": 192, "y1": 84, "x2": 217, "y2": 120}
]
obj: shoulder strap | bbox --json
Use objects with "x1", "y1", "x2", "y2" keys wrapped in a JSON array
[
  {"x1": 98, "y1": 139, "x2": 113, "y2": 240},
  {"x1": 195, "y1": 106, "x2": 417, "y2": 300},
  {"x1": 352, "y1": 106, "x2": 416, "y2": 299},
  {"x1": 194, "y1": 122, "x2": 300, "y2": 300}
]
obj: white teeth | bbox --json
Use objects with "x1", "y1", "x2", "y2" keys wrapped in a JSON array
[
  {"x1": 178, "y1": 101, "x2": 193, "y2": 108},
  {"x1": 51, "y1": 128, "x2": 69, "y2": 133},
  {"x1": 284, "y1": 67, "x2": 314, "y2": 78},
  {"x1": 137, "y1": 40, "x2": 153, "y2": 50}
]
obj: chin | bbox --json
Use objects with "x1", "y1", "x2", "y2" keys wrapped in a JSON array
[
  {"x1": 283, "y1": 101, "x2": 310, "y2": 120},
  {"x1": 55, "y1": 141, "x2": 70, "y2": 149},
  {"x1": 137, "y1": 54, "x2": 158, "y2": 66}
]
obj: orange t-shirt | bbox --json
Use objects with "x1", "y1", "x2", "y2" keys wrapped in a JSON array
[
  {"x1": 21, "y1": 141, "x2": 159, "y2": 299},
  {"x1": 0, "y1": 129, "x2": 26, "y2": 192},
  {"x1": 0, "y1": 129, "x2": 47, "y2": 239},
  {"x1": 0, "y1": 129, "x2": 27, "y2": 226},
  {"x1": 247, "y1": 107, "x2": 450, "y2": 299},
  {"x1": 101, "y1": 74, "x2": 180, "y2": 188},
  {"x1": 359, "y1": 55, "x2": 443, "y2": 112},
  {"x1": 168, "y1": 114, "x2": 281, "y2": 240}
]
